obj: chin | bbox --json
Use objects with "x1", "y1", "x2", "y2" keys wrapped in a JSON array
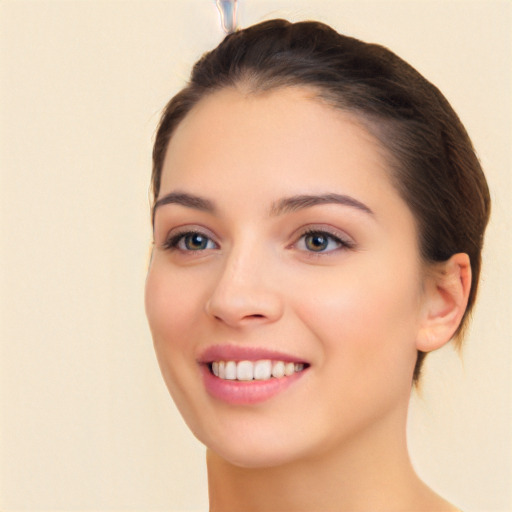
[
  {"x1": 210, "y1": 443, "x2": 302, "y2": 469},
  {"x1": 198, "y1": 422, "x2": 318, "y2": 469}
]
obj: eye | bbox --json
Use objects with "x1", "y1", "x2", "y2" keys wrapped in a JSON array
[
  {"x1": 163, "y1": 230, "x2": 217, "y2": 251},
  {"x1": 296, "y1": 229, "x2": 350, "y2": 253}
]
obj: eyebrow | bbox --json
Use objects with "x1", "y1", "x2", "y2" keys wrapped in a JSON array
[
  {"x1": 152, "y1": 191, "x2": 374, "y2": 224},
  {"x1": 153, "y1": 191, "x2": 216, "y2": 224},
  {"x1": 269, "y1": 193, "x2": 374, "y2": 217}
]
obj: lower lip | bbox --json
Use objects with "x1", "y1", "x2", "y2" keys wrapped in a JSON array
[{"x1": 201, "y1": 364, "x2": 307, "y2": 405}]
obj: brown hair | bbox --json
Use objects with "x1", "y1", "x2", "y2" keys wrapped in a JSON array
[{"x1": 151, "y1": 19, "x2": 491, "y2": 381}]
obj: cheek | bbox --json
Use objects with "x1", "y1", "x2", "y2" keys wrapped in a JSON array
[
  {"x1": 144, "y1": 263, "x2": 205, "y2": 391},
  {"x1": 292, "y1": 259, "x2": 421, "y2": 386},
  {"x1": 145, "y1": 262, "x2": 213, "y2": 435},
  {"x1": 145, "y1": 262, "x2": 204, "y2": 345}
]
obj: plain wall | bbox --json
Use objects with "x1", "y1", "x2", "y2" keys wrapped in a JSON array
[{"x1": 1, "y1": 1, "x2": 510, "y2": 511}]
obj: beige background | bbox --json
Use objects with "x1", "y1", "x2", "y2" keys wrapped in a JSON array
[{"x1": 0, "y1": 1, "x2": 510, "y2": 511}]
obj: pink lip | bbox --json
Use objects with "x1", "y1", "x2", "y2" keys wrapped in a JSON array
[
  {"x1": 197, "y1": 344, "x2": 310, "y2": 405},
  {"x1": 200, "y1": 364, "x2": 307, "y2": 405},
  {"x1": 197, "y1": 344, "x2": 306, "y2": 364}
]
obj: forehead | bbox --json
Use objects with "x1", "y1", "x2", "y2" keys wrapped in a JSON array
[{"x1": 161, "y1": 86, "x2": 394, "y2": 196}]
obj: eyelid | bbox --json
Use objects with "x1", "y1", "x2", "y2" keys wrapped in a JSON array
[
  {"x1": 160, "y1": 225, "x2": 219, "y2": 251},
  {"x1": 290, "y1": 224, "x2": 355, "y2": 252},
  {"x1": 158, "y1": 223, "x2": 354, "y2": 253}
]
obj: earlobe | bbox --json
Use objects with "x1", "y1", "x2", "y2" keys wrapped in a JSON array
[{"x1": 416, "y1": 253, "x2": 472, "y2": 352}]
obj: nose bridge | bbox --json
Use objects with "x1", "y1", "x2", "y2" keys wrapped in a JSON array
[{"x1": 205, "y1": 233, "x2": 283, "y2": 326}]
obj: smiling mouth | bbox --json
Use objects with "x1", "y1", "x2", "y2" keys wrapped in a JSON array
[{"x1": 208, "y1": 360, "x2": 308, "y2": 381}]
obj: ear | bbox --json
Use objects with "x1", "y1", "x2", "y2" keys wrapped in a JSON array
[{"x1": 416, "y1": 253, "x2": 472, "y2": 352}]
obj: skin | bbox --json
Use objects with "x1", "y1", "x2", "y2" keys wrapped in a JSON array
[{"x1": 145, "y1": 86, "x2": 469, "y2": 511}]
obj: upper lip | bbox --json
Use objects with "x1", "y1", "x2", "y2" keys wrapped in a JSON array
[{"x1": 197, "y1": 344, "x2": 308, "y2": 364}]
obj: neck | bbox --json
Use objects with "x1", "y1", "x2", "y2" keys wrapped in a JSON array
[{"x1": 206, "y1": 404, "x2": 454, "y2": 512}]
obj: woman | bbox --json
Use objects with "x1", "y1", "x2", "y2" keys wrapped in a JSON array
[{"x1": 145, "y1": 19, "x2": 490, "y2": 511}]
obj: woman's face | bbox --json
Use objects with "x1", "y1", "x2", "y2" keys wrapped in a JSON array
[{"x1": 145, "y1": 86, "x2": 426, "y2": 468}]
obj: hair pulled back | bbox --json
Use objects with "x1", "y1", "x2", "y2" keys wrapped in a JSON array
[{"x1": 152, "y1": 19, "x2": 491, "y2": 381}]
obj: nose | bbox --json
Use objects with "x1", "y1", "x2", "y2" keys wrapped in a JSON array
[{"x1": 205, "y1": 245, "x2": 284, "y2": 328}]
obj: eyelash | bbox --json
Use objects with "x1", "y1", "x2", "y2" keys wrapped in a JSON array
[
  {"x1": 161, "y1": 228, "x2": 354, "y2": 254},
  {"x1": 295, "y1": 228, "x2": 354, "y2": 254},
  {"x1": 162, "y1": 229, "x2": 218, "y2": 252}
]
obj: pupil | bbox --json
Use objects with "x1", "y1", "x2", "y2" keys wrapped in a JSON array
[
  {"x1": 186, "y1": 233, "x2": 207, "y2": 250},
  {"x1": 306, "y1": 233, "x2": 328, "y2": 251}
]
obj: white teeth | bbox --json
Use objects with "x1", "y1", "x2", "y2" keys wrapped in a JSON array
[
  {"x1": 218, "y1": 361, "x2": 226, "y2": 379},
  {"x1": 271, "y1": 361, "x2": 285, "y2": 378},
  {"x1": 236, "y1": 360, "x2": 253, "y2": 381},
  {"x1": 225, "y1": 361, "x2": 237, "y2": 380},
  {"x1": 254, "y1": 360, "x2": 272, "y2": 380},
  {"x1": 284, "y1": 362, "x2": 295, "y2": 376},
  {"x1": 210, "y1": 359, "x2": 306, "y2": 381}
]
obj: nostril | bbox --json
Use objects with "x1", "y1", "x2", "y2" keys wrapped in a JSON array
[{"x1": 205, "y1": 289, "x2": 284, "y2": 326}]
